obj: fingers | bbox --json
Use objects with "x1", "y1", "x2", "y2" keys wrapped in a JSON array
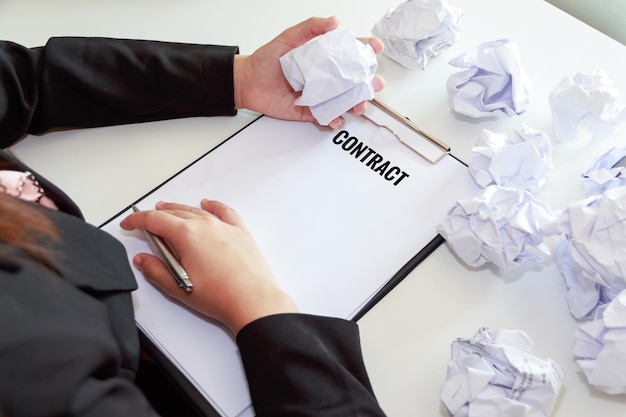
[
  {"x1": 279, "y1": 18, "x2": 382, "y2": 55},
  {"x1": 357, "y1": 36, "x2": 385, "y2": 54},
  {"x1": 351, "y1": 102, "x2": 368, "y2": 116},
  {"x1": 283, "y1": 19, "x2": 383, "y2": 53},
  {"x1": 120, "y1": 206, "x2": 181, "y2": 242},
  {"x1": 120, "y1": 200, "x2": 246, "y2": 238},
  {"x1": 119, "y1": 203, "x2": 200, "y2": 247},
  {"x1": 372, "y1": 74, "x2": 386, "y2": 92},
  {"x1": 132, "y1": 252, "x2": 184, "y2": 296},
  {"x1": 200, "y1": 199, "x2": 247, "y2": 228},
  {"x1": 327, "y1": 98, "x2": 373, "y2": 129},
  {"x1": 277, "y1": 16, "x2": 340, "y2": 49},
  {"x1": 328, "y1": 117, "x2": 345, "y2": 130}
]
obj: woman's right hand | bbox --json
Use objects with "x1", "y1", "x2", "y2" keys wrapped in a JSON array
[{"x1": 119, "y1": 199, "x2": 298, "y2": 335}]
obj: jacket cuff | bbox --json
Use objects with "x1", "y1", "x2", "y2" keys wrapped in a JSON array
[{"x1": 237, "y1": 313, "x2": 383, "y2": 416}]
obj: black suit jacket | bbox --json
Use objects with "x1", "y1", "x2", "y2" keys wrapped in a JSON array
[{"x1": 0, "y1": 38, "x2": 386, "y2": 416}]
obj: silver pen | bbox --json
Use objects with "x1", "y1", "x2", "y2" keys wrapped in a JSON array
[{"x1": 131, "y1": 205, "x2": 193, "y2": 291}]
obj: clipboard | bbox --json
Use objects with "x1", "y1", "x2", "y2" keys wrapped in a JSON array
[{"x1": 100, "y1": 100, "x2": 479, "y2": 417}]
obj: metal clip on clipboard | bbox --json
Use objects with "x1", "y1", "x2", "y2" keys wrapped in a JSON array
[{"x1": 361, "y1": 99, "x2": 450, "y2": 164}]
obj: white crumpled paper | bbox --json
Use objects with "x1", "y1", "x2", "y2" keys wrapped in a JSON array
[
  {"x1": 438, "y1": 185, "x2": 556, "y2": 271},
  {"x1": 581, "y1": 146, "x2": 626, "y2": 196},
  {"x1": 447, "y1": 39, "x2": 532, "y2": 118},
  {"x1": 468, "y1": 125, "x2": 553, "y2": 192},
  {"x1": 574, "y1": 289, "x2": 626, "y2": 395},
  {"x1": 548, "y1": 68, "x2": 626, "y2": 142},
  {"x1": 279, "y1": 27, "x2": 377, "y2": 126},
  {"x1": 543, "y1": 185, "x2": 626, "y2": 320},
  {"x1": 441, "y1": 327, "x2": 565, "y2": 417},
  {"x1": 371, "y1": 0, "x2": 463, "y2": 70}
]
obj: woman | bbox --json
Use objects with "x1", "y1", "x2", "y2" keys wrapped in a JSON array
[{"x1": 0, "y1": 16, "x2": 388, "y2": 417}]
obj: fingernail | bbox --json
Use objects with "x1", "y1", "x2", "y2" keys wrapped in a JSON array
[
  {"x1": 329, "y1": 118, "x2": 344, "y2": 130},
  {"x1": 133, "y1": 255, "x2": 143, "y2": 270}
]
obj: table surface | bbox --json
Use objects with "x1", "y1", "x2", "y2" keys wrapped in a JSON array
[{"x1": 3, "y1": 0, "x2": 626, "y2": 415}]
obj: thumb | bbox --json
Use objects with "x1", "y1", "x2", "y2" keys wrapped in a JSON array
[{"x1": 133, "y1": 253, "x2": 185, "y2": 296}]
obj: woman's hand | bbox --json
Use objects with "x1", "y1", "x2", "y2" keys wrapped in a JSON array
[
  {"x1": 233, "y1": 16, "x2": 385, "y2": 130},
  {"x1": 120, "y1": 200, "x2": 298, "y2": 335}
]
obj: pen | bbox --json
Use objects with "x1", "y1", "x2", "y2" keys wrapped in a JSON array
[{"x1": 131, "y1": 205, "x2": 193, "y2": 292}]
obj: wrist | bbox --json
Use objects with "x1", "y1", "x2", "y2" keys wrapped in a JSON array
[
  {"x1": 233, "y1": 55, "x2": 249, "y2": 110},
  {"x1": 230, "y1": 289, "x2": 299, "y2": 335}
]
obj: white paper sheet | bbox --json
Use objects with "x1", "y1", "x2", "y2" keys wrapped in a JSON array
[
  {"x1": 548, "y1": 68, "x2": 626, "y2": 142},
  {"x1": 101, "y1": 111, "x2": 479, "y2": 416},
  {"x1": 468, "y1": 125, "x2": 553, "y2": 192},
  {"x1": 441, "y1": 327, "x2": 565, "y2": 417},
  {"x1": 447, "y1": 39, "x2": 532, "y2": 118},
  {"x1": 438, "y1": 185, "x2": 556, "y2": 271},
  {"x1": 279, "y1": 27, "x2": 377, "y2": 126},
  {"x1": 371, "y1": 0, "x2": 463, "y2": 70}
]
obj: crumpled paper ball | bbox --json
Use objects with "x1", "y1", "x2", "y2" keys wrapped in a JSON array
[
  {"x1": 468, "y1": 125, "x2": 553, "y2": 192},
  {"x1": 581, "y1": 146, "x2": 626, "y2": 197},
  {"x1": 371, "y1": 0, "x2": 463, "y2": 70},
  {"x1": 543, "y1": 185, "x2": 626, "y2": 320},
  {"x1": 447, "y1": 39, "x2": 532, "y2": 118},
  {"x1": 279, "y1": 27, "x2": 377, "y2": 126},
  {"x1": 438, "y1": 185, "x2": 557, "y2": 271},
  {"x1": 441, "y1": 327, "x2": 564, "y2": 417},
  {"x1": 574, "y1": 289, "x2": 626, "y2": 395},
  {"x1": 548, "y1": 68, "x2": 626, "y2": 142}
]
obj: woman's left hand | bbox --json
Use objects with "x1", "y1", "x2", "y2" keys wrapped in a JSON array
[{"x1": 233, "y1": 16, "x2": 385, "y2": 130}]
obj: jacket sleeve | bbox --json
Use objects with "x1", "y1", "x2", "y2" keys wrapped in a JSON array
[
  {"x1": 236, "y1": 314, "x2": 387, "y2": 417},
  {"x1": 0, "y1": 38, "x2": 239, "y2": 148}
]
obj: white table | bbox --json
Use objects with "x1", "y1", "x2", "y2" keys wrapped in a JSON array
[{"x1": 2, "y1": 0, "x2": 626, "y2": 415}]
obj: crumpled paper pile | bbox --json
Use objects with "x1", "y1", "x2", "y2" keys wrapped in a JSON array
[
  {"x1": 543, "y1": 185, "x2": 626, "y2": 320},
  {"x1": 279, "y1": 27, "x2": 377, "y2": 126},
  {"x1": 468, "y1": 125, "x2": 553, "y2": 192},
  {"x1": 438, "y1": 185, "x2": 557, "y2": 271},
  {"x1": 441, "y1": 327, "x2": 564, "y2": 417},
  {"x1": 574, "y1": 290, "x2": 626, "y2": 395},
  {"x1": 543, "y1": 185, "x2": 626, "y2": 394},
  {"x1": 371, "y1": 0, "x2": 463, "y2": 70},
  {"x1": 447, "y1": 39, "x2": 532, "y2": 118},
  {"x1": 548, "y1": 68, "x2": 626, "y2": 142}
]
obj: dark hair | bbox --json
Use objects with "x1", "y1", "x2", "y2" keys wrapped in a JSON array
[{"x1": 0, "y1": 193, "x2": 60, "y2": 271}]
